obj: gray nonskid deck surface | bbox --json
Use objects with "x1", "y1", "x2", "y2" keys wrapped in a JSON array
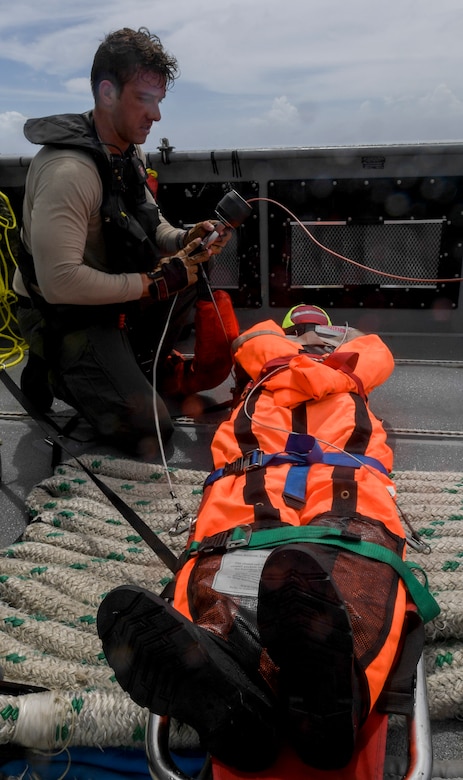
[{"x1": 0, "y1": 331, "x2": 462, "y2": 777}]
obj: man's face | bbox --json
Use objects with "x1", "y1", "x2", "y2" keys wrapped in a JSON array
[{"x1": 106, "y1": 70, "x2": 166, "y2": 149}]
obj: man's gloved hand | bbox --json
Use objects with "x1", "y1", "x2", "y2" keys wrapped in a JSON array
[
  {"x1": 146, "y1": 239, "x2": 209, "y2": 301},
  {"x1": 184, "y1": 220, "x2": 232, "y2": 255}
]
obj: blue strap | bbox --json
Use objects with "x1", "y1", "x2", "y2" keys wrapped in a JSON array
[
  {"x1": 204, "y1": 438, "x2": 389, "y2": 492},
  {"x1": 283, "y1": 451, "x2": 390, "y2": 508}
]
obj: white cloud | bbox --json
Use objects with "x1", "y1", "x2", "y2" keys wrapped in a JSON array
[
  {"x1": 65, "y1": 77, "x2": 92, "y2": 97},
  {"x1": 0, "y1": 111, "x2": 34, "y2": 155},
  {"x1": 417, "y1": 83, "x2": 463, "y2": 115},
  {"x1": 250, "y1": 97, "x2": 300, "y2": 127},
  {"x1": 267, "y1": 97, "x2": 300, "y2": 126}
]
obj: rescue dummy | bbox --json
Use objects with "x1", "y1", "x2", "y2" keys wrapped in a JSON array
[{"x1": 97, "y1": 308, "x2": 431, "y2": 773}]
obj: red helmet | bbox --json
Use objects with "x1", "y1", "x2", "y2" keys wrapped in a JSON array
[{"x1": 282, "y1": 304, "x2": 332, "y2": 335}]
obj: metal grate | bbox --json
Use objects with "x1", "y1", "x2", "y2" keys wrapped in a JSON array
[
  {"x1": 290, "y1": 220, "x2": 443, "y2": 288},
  {"x1": 209, "y1": 231, "x2": 240, "y2": 289},
  {"x1": 186, "y1": 227, "x2": 240, "y2": 289}
]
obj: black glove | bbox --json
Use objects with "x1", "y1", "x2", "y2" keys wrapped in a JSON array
[{"x1": 147, "y1": 257, "x2": 189, "y2": 301}]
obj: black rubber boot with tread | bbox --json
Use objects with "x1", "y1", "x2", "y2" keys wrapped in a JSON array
[
  {"x1": 257, "y1": 543, "x2": 359, "y2": 770},
  {"x1": 97, "y1": 585, "x2": 279, "y2": 772}
]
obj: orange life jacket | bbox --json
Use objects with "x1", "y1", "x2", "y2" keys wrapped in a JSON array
[{"x1": 174, "y1": 320, "x2": 407, "y2": 712}]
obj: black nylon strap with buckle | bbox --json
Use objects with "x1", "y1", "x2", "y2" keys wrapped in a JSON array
[
  {"x1": 196, "y1": 525, "x2": 252, "y2": 555},
  {"x1": 221, "y1": 449, "x2": 264, "y2": 478}
]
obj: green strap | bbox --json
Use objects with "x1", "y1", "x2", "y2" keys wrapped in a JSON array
[{"x1": 190, "y1": 525, "x2": 441, "y2": 624}]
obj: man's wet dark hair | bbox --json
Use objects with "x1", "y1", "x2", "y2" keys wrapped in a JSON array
[{"x1": 91, "y1": 27, "x2": 179, "y2": 99}]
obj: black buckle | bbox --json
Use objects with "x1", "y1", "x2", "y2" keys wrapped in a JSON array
[
  {"x1": 196, "y1": 525, "x2": 252, "y2": 555},
  {"x1": 222, "y1": 449, "x2": 264, "y2": 478}
]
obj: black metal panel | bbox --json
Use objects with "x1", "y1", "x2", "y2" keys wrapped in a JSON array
[
  {"x1": 155, "y1": 181, "x2": 261, "y2": 307},
  {"x1": 268, "y1": 177, "x2": 463, "y2": 309}
]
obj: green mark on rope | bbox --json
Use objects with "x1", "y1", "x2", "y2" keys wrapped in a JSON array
[
  {"x1": 1, "y1": 705, "x2": 19, "y2": 721},
  {"x1": 69, "y1": 563, "x2": 88, "y2": 570},
  {"x1": 448, "y1": 514, "x2": 463, "y2": 521},
  {"x1": 52, "y1": 518, "x2": 62, "y2": 528},
  {"x1": 30, "y1": 613, "x2": 48, "y2": 622},
  {"x1": 442, "y1": 561, "x2": 460, "y2": 572},
  {"x1": 6, "y1": 653, "x2": 26, "y2": 663},
  {"x1": 57, "y1": 482, "x2": 71, "y2": 493},
  {"x1": 0, "y1": 575, "x2": 9, "y2": 583},
  {"x1": 72, "y1": 478, "x2": 87, "y2": 485},
  {"x1": 4, "y1": 616, "x2": 24, "y2": 627},
  {"x1": 78, "y1": 615, "x2": 96, "y2": 625},
  {"x1": 106, "y1": 552, "x2": 126, "y2": 561},
  {"x1": 43, "y1": 501, "x2": 58, "y2": 509},
  {"x1": 30, "y1": 566, "x2": 48, "y2": 575},
  {"x1": 90, "y1": 460, "x2": 103, "y2": 469},
  {"x1": 135, "y1": 500, "x2": 150, "y2": 506},
  {"x1": 46, "y1": 532, "x2": 65, "y2": 539},
  {"x1": 435, "y1": 651, "x2": 454, "y2": 668},
  {"x1": 106, "y1": 519, "x2": 122, "y2": 526},
  {"x1": 132, "y1": 725, "x2": 145, "y2": 742},
  {"x1": 72, "y1": 697, "x2": 84, "y2": 714},
  {"x1": 192, "y1": 488, "x2": 203, "y2": 495},
  {"x1": 58, "y1": 723, "x2": 70, "y2": 741},
  {"x1": 120, "y1": 484, "x2": 135, "y2": 491},
  {"x1": 149, "y1": 473, "x2": 162, "y2": 480},
  {"x1": 126, "y1": 535, "x2": 142, "y2": 543}
]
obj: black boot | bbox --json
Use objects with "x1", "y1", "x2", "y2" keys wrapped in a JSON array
[
  {"x1": 20, "y1": 351, "x2": 53, "y2": 413},
  {"x1": 257, "y1": 544, "x2": 361, "y2": 770},
  {"x1": 97, "y1": 585, "x2": 280, "y2": 772}
]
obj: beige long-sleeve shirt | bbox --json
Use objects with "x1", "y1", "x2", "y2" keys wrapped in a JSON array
[{"x1": 13, "y1": 145, "x2": 186, "y2": 305}]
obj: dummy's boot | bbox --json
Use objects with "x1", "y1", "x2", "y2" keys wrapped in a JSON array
[
  {"x1": 97, "y1": 585, "x2": 280, "y2": 772},
  {"x1": 162, "y1": 290, "x2": 239, "y2": 397},
  {"x1": 257, "y1": 544, "x2": 361, "y2": 770}
]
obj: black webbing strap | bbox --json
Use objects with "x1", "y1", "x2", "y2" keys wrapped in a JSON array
[
  {"x1": 376, "y1": 609, "x2": 425, "y2": 716},
  {"x1": 0, "y1": 368, "x2": 179, "y2": 574}
]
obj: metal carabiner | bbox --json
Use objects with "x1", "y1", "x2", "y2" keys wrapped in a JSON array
[{"x1": 406, "y1": 532, "x2": 432, "y2": 555}]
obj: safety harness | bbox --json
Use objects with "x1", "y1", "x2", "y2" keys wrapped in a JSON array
[
  {"x1": 188, "y1": 429, "x2": 440, "y2": 625},
  {"x1": 186, "y1": 522, "x2": 440, "y2": 624},
  {"x1": 187, "y1": 344, "x2": 441, "y2": 626},
  {"x1": 17, "y1": 111, "x2": 163, "y2": 328},
  {"x1": 204, "y1": 432, "x2": 389, "y2": 509}
]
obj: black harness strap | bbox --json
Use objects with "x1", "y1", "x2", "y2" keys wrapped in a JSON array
[
  {"x1": 0, "y1": 368, "x2": 179, "y2": 574},
  {"x1": 330, "y1": 392, "x2": 372, "y2": 515},
  {"x1": 377, "y1": 609, "x2": 425, "y2": 717},
  {"x1": 233, "y1": 386, "x2": 274, "y2": 511}
]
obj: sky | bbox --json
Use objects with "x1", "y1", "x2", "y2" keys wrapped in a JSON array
[{"x1": 2, "y1": 0, "x2": 463, "y2": 156}]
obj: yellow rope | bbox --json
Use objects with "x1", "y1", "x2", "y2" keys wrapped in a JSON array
[{"x1": 0, "y1": 190, "x2": 27, "y2": 368}]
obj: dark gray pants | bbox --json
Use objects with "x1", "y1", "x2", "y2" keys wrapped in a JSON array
[{"x1": 17, "y1": 289, "x2": 196, "y2": 459}]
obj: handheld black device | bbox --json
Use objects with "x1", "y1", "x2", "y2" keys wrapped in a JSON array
[{"x1": 191, "y1": 190, "x2": 252, "y2": 253}]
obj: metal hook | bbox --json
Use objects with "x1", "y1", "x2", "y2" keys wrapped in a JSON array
[
  {"x1": 169, "y1": 511, "x2": 195, "y2": 536},
  {"x1": 406, "y1": 532, "x2": 432, "y2": 555}
]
